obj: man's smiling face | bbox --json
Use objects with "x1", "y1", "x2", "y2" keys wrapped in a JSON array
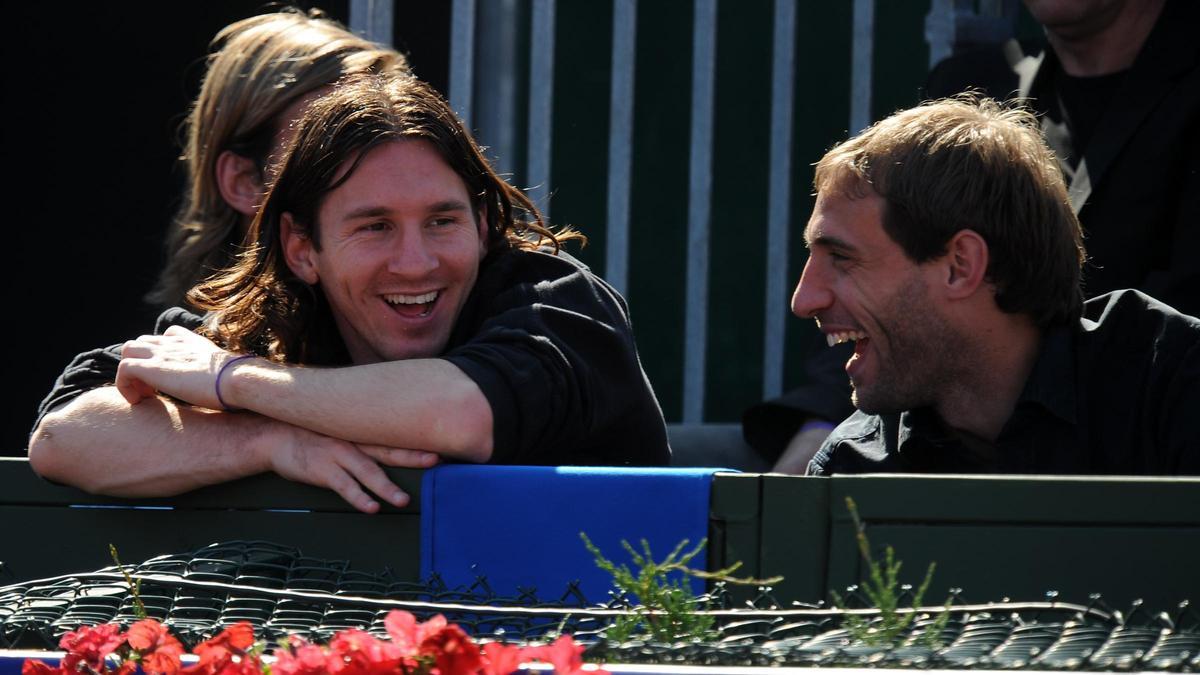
[
  {"x1": 791, "y1": 189, "x2": 962, "y2": 414},
  {"x1": 283, "y1": 139, "x2": 487, "y2": 364}
]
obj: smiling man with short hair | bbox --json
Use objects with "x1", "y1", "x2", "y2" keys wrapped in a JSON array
[
  {"x1": 795, "y1": 97, "x2": 1198, "y2": 476},
  {"x1": 30, "y1": 75, "x2": 670, "y2": 511}
]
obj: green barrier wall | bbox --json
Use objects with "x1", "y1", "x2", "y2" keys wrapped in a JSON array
[
  {"x1": 705, "y1": 473, "x2": 1198, "y2": 612},
  {"x1": 0, "y1": 459, "x2": 422, "y2": 584},
  {"x1": 4, "y1": 459, "x2": 1195, "y2": 612}
]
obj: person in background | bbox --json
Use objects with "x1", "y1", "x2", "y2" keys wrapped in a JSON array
[
  {"x1": 925, "y1": 0, "x2": 1198, "y2": 315},
  {"x1": 147, "y1": 8, "x2": 410, "y2": 309}
]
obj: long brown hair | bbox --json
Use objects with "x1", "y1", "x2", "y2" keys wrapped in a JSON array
[
  {"x1": 189, "y1": 74, "x2": 584, "y2": 363},
  {"x1": 147, "y1": 9, "x2": 409, "y2": 309}
]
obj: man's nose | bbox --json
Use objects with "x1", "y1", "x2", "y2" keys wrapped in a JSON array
[
  {"x1": 790, "y1": 260, "x2": 832, "y2": 319},
  {"x1": 388, "y1": 229, "x2": 439, "y2": 277}
]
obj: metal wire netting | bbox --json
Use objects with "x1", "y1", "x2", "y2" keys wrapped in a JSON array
[{"x1": 1, "y1": 540, "x2": 1196, "y2": 671}]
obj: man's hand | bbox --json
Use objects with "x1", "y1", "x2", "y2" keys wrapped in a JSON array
[
  {"x1": 254, "y1": 422, "x2": 439, "y2": 514},
  {"x1": 116, "y1": 325, "x2": 245, "y2": 410}
]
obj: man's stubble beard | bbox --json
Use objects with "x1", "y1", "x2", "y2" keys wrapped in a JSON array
[{"x1": 850, "y1": 275, "x2": 969, "y2": 416}]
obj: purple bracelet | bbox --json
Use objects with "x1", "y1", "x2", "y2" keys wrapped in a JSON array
[{"x1": 215, "y1": 354, "x2": 255, "y2": 411}]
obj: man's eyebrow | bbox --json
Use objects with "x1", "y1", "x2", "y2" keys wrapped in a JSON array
[
  {"x1": 341, "y1": 200, "x2": 472, "y2": 221},
  {"x1": 805, "y1": 231, "x2": 859, "y2": 254},
  {"x1": 342, "y1": 205, "x2": 391, "y2": 220},
  {"x1": 428, "y1": 199, "x2": 472, "y2": 213}
]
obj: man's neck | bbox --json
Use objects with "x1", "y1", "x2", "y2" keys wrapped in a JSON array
[
  {"x1": 1047, "y1": 0, "x2": 1165, "y2": 76},
  {"x1": 934, "y1": 315, "x2": 1043, "y2": 443}
]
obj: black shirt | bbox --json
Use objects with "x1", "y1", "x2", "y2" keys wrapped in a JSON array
[
  {"x1": 1056, "y1": 69, "x2": 1128, "y2": 168},
  {"x1": 35, "y1": 247, "x2": 671, "y2": 467},
  {"x1": 809, "y1": 290, "x2": 1200, "y2": 476},
  {"x1": 442, "y1": 247, "x2": 670, "y2": 466}
]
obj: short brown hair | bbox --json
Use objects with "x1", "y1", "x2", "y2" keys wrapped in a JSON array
[
  {"x1": 815, "y1": 96, "x2": 1086, "y2": 327},
  {"x1": 190, "y1": 74, "x2": 583, "y2": 363}
]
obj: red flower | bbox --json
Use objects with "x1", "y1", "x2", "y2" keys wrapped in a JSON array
[
  {"x1": 24, "y1": 614, "x2": 606, "y2": 675},
  {"x1": 420, "y1": 623, "x2": 483, "y2": 675},
  {"x1": 20, "y1": 656, "x2": 137, "y2": 675},
  {"x1": 183, "y1": 655, "x2": 263, "y2": 675},
  {"x1": 202, "y1": 623, "x2": 256, "y2": 652},
  {"x1": 184, "y1": 622, "x2": 261, "y2": 675},
  {"x1": 480, "y1": 642, "x2": 523, "y2": 675},
  {"x1": 58, "y1": 623, "x2": 127, "y2": 672},
  {"x1": 328, "y1": 628, "x2": 402, "y2": 674},
  {"x1": 384, "y1": 610, "x2": 420, "y2": 656},
  {"x1": 20, "y1": 660, "x2": 62, "y2": 675},
  {"x1": 416, "y1": 615, "x2": 448, "y2": 643},
  {"x1": 524, "y1": 636, "x2": 607, "y2": 675},
  {"x1": 273, "y1": 639, "x2": 340, "y2": 675},
  {"x1": 127, "y1": 619, "x2": 186, "y2": 675},
  {"x1": 218, "y1": 659, "x2": 263, "y2": 675}
]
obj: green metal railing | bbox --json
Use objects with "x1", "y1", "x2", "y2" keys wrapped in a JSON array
[{"x1": 3, "y1": 540, "x2": 1197, "y2": 670}]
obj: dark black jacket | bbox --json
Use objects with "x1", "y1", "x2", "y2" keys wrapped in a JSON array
[{"x1": 810, "y1": 291, "x2": 1200, "y2": 476}]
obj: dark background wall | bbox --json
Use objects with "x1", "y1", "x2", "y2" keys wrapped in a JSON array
[{"x1": 9, "y1": 2, "x2": 450, "y2": 455}]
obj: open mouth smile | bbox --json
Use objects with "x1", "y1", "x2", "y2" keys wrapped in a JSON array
[
  {"x1": 826, "y1": 330, "x2": 868, "y2": 347},
  {"x1": 383, "y1": 290, "x2": 440, "y2": 318},
  {"x1": 823, "y1": 329, "x2": 873, "y2": 378}
]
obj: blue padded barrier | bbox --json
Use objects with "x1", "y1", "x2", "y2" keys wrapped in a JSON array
[{"x1": 419, "y1": 466, "x2": 730, "y2": 604}]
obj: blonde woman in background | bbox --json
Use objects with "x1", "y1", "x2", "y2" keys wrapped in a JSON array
[{"x1": 148, "y1": 9, "x2": 410, "y2": 308}]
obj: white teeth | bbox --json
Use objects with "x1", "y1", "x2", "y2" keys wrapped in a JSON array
[
  {"x1": 384, "y1": 291, "x2": 439, "y2": 305},
  {"x1": 826, "y1": 331, "x2": 868, "y2": 347}
]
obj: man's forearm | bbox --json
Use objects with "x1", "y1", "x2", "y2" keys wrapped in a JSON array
[
  {"x1": 28, "y1": 387, "x2": 272, "y2": 496},
  {"x1": 111, "y1": 327, "x2": 494, "y2": 462},
  {"x1": 223, "y1": 358, "x2": 494, "y2": 462}
]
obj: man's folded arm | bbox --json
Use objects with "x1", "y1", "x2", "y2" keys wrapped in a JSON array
[
  {"x1": 104, "y1": 320, "x2": 494, "y2": 465},
  {"x1": 28, "y1": 386, "x2": 435, "y2": 513},
  {"x1": 212, "y1": 357, "x2": 495, "y2": 463},
  {"x1": 29, "y1": 387, "x2": 273, "y2": 496}
]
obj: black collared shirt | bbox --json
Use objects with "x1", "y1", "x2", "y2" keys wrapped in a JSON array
[{"x1": 809, "y1": 290, "x2": 1200, "y2": 476}]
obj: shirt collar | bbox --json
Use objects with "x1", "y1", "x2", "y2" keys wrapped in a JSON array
[
  {"x1": 896, "y1": 407, "x2": 953, "y2": 451},
  {"x1": 1015, "y1": 324, "x2": 1077, "y2": 425},
  {"x1": 895, "y1": 325, "x2": 1077, "y2": 451}
]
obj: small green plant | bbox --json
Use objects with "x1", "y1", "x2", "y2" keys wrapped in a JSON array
[
  {"x1": 581, "y1": 533, "x2": 781, "y2": 643},
  {"x1": 831, "y1": 497, "x2": 950, "y2": 647},
  {"x1": 109, "y1": 543, "x2": 147, "y2": 620}
]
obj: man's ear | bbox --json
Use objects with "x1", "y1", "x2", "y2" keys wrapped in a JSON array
[
  {"x1": 215, "y1": 150, "x2": 263, "y2": 217},
  {"x1": 281, "y1": 212, "x2": 320, "y2": 284},
  {"x1": 942, "y1": 229, "x2": 989, "y2": 299}
]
